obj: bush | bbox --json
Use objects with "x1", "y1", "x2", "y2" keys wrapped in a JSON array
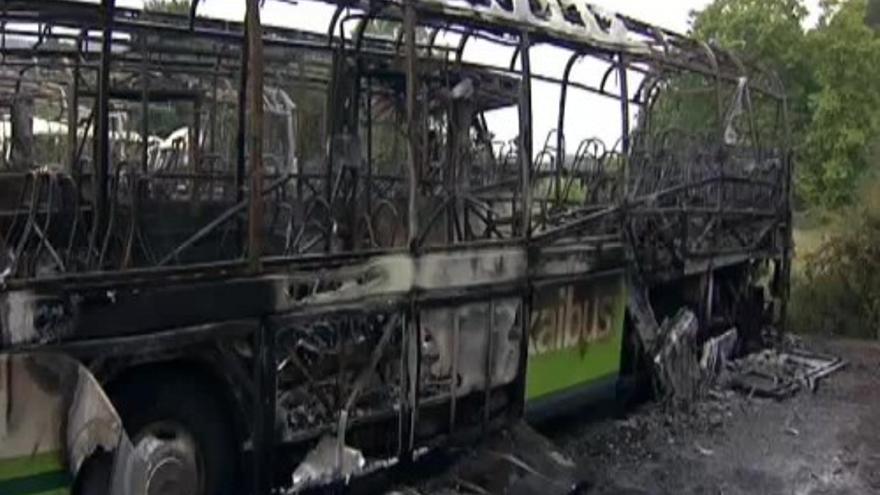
[{"x1": 790, "y1": 180, "x2": 880, "y2": 339}]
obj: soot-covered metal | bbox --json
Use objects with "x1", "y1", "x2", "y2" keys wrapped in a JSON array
[{"x1": 0, "y1": 1, "x2": 791, "y2": 493}]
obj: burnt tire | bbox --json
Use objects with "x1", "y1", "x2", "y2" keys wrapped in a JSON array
[
  {"x1": 109, "y1": 369, "x2": 239, "y2": 495},
  {"x1": 73, "y1": 451, "x2": 113, "y2": 495}
]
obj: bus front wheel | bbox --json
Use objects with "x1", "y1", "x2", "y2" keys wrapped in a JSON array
[{"x1": 108, "y1": 368, "x2": 239, "y2": 495}]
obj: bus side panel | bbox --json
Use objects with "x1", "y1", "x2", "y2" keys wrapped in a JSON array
[
  {"x1": 526, "y1": 274, "x2": 626, "y2": 412},
  {"x1": 0, "y1": 354, "x2": 147, "y2": 495}
]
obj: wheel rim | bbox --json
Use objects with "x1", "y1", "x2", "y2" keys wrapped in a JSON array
[{"x1": 135, "y1": 421, "x2": 205, "y2": 495}]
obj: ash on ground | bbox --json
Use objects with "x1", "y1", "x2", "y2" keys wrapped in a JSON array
[{"x1": 544, "y1": 337, "x2": 880, "y2": 495}]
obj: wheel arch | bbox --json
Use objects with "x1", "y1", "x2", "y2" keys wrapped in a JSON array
[{"x1": 99, "y1": 354, "x2": 250, "y2": 455}]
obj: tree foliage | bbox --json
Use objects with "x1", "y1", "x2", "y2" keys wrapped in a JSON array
[
  {"x1": 692, "y1": 0, "x2": 815, "y2": 138},
  {"x1": 687, "y1": 0, "x2": 880, "y2": 208},
  {"x1": 801, "y1": 0, "x2": 880, "y2": 206},
  {"x1": 791, "y1": 180, "x2": 880, "y2": 338},
  {"x1": 691, "y1": 0, "x2": 810, "y2": 88}
]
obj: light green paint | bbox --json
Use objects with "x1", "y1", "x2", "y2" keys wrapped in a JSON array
[
  {"x1": 526, "y1": 275, "x2": 626, "y2": 400},
  {"x1": 0, "y1": 452, "x2": 65, "y2": 482},
  {"x1": 0, "y1": 452, "x2": 70, "y2": 495}
]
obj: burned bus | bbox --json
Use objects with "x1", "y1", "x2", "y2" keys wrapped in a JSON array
[{"x1": 0, "y1": 0, "x2": 791, "y2": 494}]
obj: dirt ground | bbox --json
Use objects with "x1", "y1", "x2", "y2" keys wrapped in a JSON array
[{"x1": 544, "y1": 338, "x2": 880, "y2": 495}]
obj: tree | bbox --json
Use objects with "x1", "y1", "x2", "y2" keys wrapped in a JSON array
[
  {"x1": 691, "y1": 0, "x2": 809, "y2": 68},
  {"x1": 688, "y1": 0, "x2": 880, "y2": 208},
  {"x1": 690, "y1": 0, "x2": 816, "y2": 144},
  {"x1": 642, "y1": 1, "x2": 815, "y2": 158},
  {"x1": 799, "y1": 0, "x2": 880, "y2": 206}
]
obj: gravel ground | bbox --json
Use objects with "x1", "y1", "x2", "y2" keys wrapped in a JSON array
[{"x1": 544, "y1": 337, "x2": 880, "y2": 495}]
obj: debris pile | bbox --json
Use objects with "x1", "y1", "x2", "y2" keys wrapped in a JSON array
[
  {"x1": 290, "y1": 436, "x2": 366, "y2": 489},
  {"x1": 652, "y1": 309, "x2": 702, "y2": 404},
  {"x1": 700, "y1": 328, "x2": 738, "y2": 374},
  {"x1": 650, "y1": 308, "x2": 846, "y2": 404},
  {"x1": 722, "y1": 348, "x2": 847, "y2": 399},
  {"x1": 394, "y1": 423, "x2": 588, "y2": 495}
]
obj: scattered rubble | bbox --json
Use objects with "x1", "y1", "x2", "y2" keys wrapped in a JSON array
[
  {"x1": 650, "y1": 305, "x2": 846, "y2": 405},
  {"x1": 653, "y1": 309, "x2": 702, "y2": 404},
  {"x1": 547, "y1": 338, "x2": 880, "y2": 495},
  {"x1": 291, "y1": 436, "x2": 366, "y2": 489},
  {"x1": 393, "y1": 423, "x2": 588, "y2": 495},
  {"x1": 700, "y1": 328, "x2": 738, "y2": 374},
  {"x1": 722, "y1": 348, "x2": 847, "y2": 399}
]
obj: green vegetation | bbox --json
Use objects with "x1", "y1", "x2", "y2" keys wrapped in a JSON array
[
  {"x1": 691, "y1": 0, "x2": 880, "y2": 209},
  {"x1": 690, "y1": 0, "x2": 880, "y2": 338},
  {"x1": 790, "y1": 180, "x2": 880, "y2": 338},
  {"x1": 800, "y1": 0, "x2": 880, "y2": 208}
]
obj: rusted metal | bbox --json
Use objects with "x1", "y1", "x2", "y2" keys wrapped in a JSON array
[
  {"x1": 0, "y1": 1, "x2": 793, "y2": 492},
  {"x1": 95, "y1": 0, "x2": 115, "y2": 265},
  {"x1": 140, "y1": 37, "x2": 149, "y2": 175},
  {"x1": 247, "y1": 0, "x2": 265, "y2": 271},
  {"x1": 405, "y1": 1, "x2": 419, "y2": 249},
  {"x1": 518, "y1": 32, "x2": 532, "y2": 240},
  {"x1": 236, "y1": 18, "x2": 250, "y2": 252},
  {"x1": 66, "y1": 33, "x2": 81, "y2": 174}
]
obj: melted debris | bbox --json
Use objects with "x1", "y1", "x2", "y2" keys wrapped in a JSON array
[{"x1": 392, "y1": 423, "x2": 589, "y2": 495}]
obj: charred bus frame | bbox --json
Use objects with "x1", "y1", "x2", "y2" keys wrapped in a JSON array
[{"x1": 0, "y1": 1, "x2": 791, "y2": 494}]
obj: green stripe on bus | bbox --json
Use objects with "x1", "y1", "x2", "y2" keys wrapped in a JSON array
[
  {"x1": 0, "y1": 470, "x2": 70, "y2": 495},
  {"x1": 0, "y1": 452, "x2": 66, "y2": 481},
  {"x1": 526, "y1": 331, "x2": 624, "y2": 399},
  {"x1": 527, "y1": 276, "x2": 627, "y2": 400}
]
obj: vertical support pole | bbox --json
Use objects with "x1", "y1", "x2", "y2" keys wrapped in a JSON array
[
  {"x1": 407, "y1": 305, "x2": 421, "y2": 453},
  {"x1": 209, "y1": 52, "x2": 220, "y2": 199},
  {"x1": 446, "y1": 98, "x2": 457, "y2": 244},
  {"x1": 557, "y1": 53, "x2": 580, "y2": 205},
  {"x1": 403, "y1": 2, "x2": 422, "y2": 455},
  {"x1": 483, "y1": 300, "x2": 495, "y2": 433},
  {"x1": 514, "y1": 31, "x2": 533, "y2": 419},
  {"x1": 191, "y1": 97, "x2": 202, "y2": 173},
  {"x1": 246, "y1": 0, "x2": 264, "y2": 271},
  {"x1": 67, "y1": 35, "x2": 81, "y2": 175},
  {"x1": 397, "y1": 313, "x2": 409, "y2": 457},
  {"x1": 210, "y1": 54, "x2": 220, "y2": 157},
  {"x1": 365, "y1": 76, "x2": 373, "y2": 220},
  {"x1": 514, "y1": 297, "x2": 531, "y2": 419},
  {"x1": 323, "y1": 50, "x2": 342, "y2": 253},
  {"x1": 404, "y1": 1, "x2": 419, "y2": 249},
  {"x1": 131, "y1": 34, "x2": 148, "y2": 270},
  {"x1": 518, "y1": 32, "x2": 532, "y2": 240},
  {"x1": 778, "y1": 94, "x2": 793, "y2": 337},
  {"x1": 398, "y1": 304, "x2": 420, "y2": 461},
  {"x1": 96, "y1": 0, "x2": 115, "y2": 236},
  {"x1": 191, "y1": 97, "x2": 203, "y2": 200},
  {"x1": 252, "y1": 320, "x2": 276, "y2": 495},
  {"x1": 449, "y1": 312, "x2": 460, "y2": 434},
  {"x1": 449, "y1": 100, "x2": 474, "y2": 243},
  {"x1": 140, "y1": 36, "x2": 149, "y2": 175},
  {"x1": 618, "y1": 54, "x2": 631, "y2": 198},
  {"x1": 618, "y1": 55, "x2": 631, "y2": 154},
  {"x1": 235, "y1": 22, "x2": 250, "y2": 252}
]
